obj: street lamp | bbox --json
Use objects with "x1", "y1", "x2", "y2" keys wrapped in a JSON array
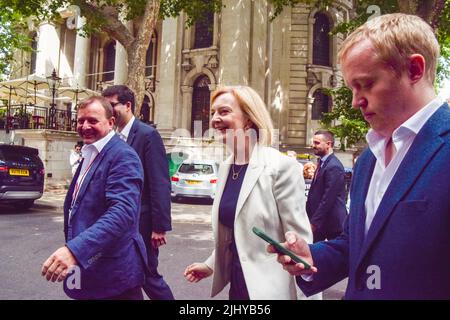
[{"x1": 46, "y1": 68, "x2": 61, "y2": 129}]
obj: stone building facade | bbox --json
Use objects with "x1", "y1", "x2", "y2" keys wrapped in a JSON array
[{"x1": 7, "y1": 0, "x2": 355, "y2": 185}]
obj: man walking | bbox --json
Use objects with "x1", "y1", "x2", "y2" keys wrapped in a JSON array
[
  {"x1": 306, "y1": 130, "x2": 347, "y2": 242},
  {"x1": 102, "y1": 85, "x2": 174, "y2": 300},
  {"x1": 42, "y1": 96, "x2": 147, "y2": 299}
]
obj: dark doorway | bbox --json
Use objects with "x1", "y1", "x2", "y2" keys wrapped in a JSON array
[
  {"x1": 191, "y1": 75, "x2": 211, "y2": 137},
  {"x1": 103, "y1": 41, "x2": 116, "y2": 81},
  {"x1": 140, "y1": 94, "x2": 155, "y2": 125},
  {"x1": 313, "y1": 12, "x2": 331, "y2": 66}
]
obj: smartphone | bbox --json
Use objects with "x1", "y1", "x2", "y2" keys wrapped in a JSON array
[{"x1": 252, "y1": 226, "x2": 311, "y2": 270}]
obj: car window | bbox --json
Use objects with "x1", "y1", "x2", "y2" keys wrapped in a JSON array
[
  {"x1": 0, "y1": 149, "x2": 41, "y2": 164},
  {"x1": 178, "y1": 164, "x2": 214, "y2": 174}
]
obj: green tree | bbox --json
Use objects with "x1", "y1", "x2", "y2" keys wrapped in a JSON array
[
  {"x1": 0, "y1": 0, "x2": 224, "y2": 114},
  {"x1": 0, "y1": 0, "x2": 448, "y2": 122}
]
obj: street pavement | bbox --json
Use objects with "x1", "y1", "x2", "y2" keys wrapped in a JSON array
[{"x1": 0, "y1": 191, "x2": 346, "y2": 300}]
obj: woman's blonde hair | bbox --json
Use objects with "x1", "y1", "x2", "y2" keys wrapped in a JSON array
[
  {"x1": 338, "y1": 13, "x2": 440, "y2": 84},
  {"x1": 211, "y1": 85, "x2": 274, "y2": 146}
]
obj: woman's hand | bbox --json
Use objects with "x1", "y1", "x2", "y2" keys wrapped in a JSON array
[{"x1": 184, "y1": 263, "x2": 213, "y2": 282}]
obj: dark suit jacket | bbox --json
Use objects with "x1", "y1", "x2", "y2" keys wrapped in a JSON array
[
  {"x1": 63, "y1": 134, "x2": 148, "y2": 299},
  {"x1": 298, "y1": 103, "x2": 450, "y2": 299},
  {"x1": 127, "y1": 119, "x2": 171, "y2": 232},
  {"x1": 306, "y1": 153, "x2": 347, "y2": 240}
]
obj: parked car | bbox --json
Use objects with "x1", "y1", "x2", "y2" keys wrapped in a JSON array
[
  {"x1": 171, "y1": 159, "x2": 219, "y2": 201},
  {"x1": 0, "y1": 144, "x2": 45, "y2": 210}
]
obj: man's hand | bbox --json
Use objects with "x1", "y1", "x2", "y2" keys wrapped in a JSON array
[
  {"x1": 151, "y1": 231, "x2": 167, "y2": 248},
  {"x1": 41, "y1": 246, "x2": 78, "y2": 282},
  {"x1": 267, "y1": 231, "x2": 317, "y2": 276}
]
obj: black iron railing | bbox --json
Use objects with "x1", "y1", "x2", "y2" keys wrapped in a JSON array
[{"x1": 0, "y1": 104, "x2": 77, "y2": 132}]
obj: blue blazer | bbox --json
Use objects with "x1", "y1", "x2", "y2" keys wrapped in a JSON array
[
  {"x1": 127, "y1": 119, "x2": 171, "y2": 232},
  {"x1": 306, "y1": 153, "x2": 347, "y2": 240},
  {"x1": 63, "y1": 134, "x2": 148, "y2": 299},
  {"x1": 298, "y1": 103, "x2": 450, "y2": 299}
]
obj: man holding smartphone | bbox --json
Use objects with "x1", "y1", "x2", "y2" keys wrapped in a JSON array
[{"x1": 270, "y1": 13, "x2": 450, "y2": 299}]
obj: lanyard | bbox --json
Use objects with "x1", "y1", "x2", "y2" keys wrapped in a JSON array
[{"x1": 70, "y1": 156, "x2": 96, "y2": 209}]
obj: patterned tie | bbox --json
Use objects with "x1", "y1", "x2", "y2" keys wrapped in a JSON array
[{"x1": 312, "y1": 158, "x2": 322, "y2": 184}]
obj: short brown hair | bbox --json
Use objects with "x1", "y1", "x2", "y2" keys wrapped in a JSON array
[
  {"x1": 78, "y1": 96, "x2": 114, "y2": 119},
  {"x1": 338, "y1": 13, "x2": 440, "y2": 84},
  {"x1": 315, "y1": 129, "x2": 335, "y2": 147}
]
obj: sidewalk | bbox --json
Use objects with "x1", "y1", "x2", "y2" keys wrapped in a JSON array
[
  {"x1": 34, "y1": 189, "x2": 212, "y2": 224},
  {"x1": 35, "y1": 188, "x2": 67, "y2": 211}
]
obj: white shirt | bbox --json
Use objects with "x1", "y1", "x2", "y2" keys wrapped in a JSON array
[
  {"x1": 364, "y1": 96, "x2": 444, "y2": 234},
  {"x1": 75, "y1": 130, "x2": 116, "y2": 192},
  {"x1": 117, "y1": 116, "x2": 135, "y2": 141},
  {"x1": 69, "y1": 150, "x2": 82, "y2": 176}
]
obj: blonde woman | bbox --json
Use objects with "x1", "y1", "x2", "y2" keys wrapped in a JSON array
[{"x1": 184, "y1": 85, "x2": 312, "y2": 299}]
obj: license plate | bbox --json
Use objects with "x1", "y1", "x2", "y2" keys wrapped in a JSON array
[
  {"x1": 9, "y1": 169, "x2": 29, "y2": 176},
  {"x1": 185, "y1": 180, "x2": 201, "y2": 185}
]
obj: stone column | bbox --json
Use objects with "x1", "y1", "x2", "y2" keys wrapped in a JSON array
[
  {"x1": 155, "y1": 17, "x2": 181, "y2": 136},
  {"x1": 114, "y1": 41, "x2": 128, "y2": 84},
  {"x1": 218, "y1": 0, "x2": 252, "y2": 84},
  {"x1": 73, "y1": 17, "x2": 89, "y2": 88},
  {"x1": 180, "y1": 85, "x2": 193, "y2": 131},
  {"x1": 250, "y1": 0, "x2": 268, "y2": 96},
  {"x1": 35, "y1": 23, "x2": 60, "y2": 76}
]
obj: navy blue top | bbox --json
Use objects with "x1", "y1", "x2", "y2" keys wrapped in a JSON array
[
  {"x1": 218, "y1": 164, "x2": 249, "y2": 299},
  {"x1": 219, "y1": 164, "x2": 248, "y2": 228}
]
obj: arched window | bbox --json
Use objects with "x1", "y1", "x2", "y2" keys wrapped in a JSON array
[
  {"x1": 312, "y1": 90, "x2": 330, "y2": 120},
  {"x1": 140, "y1": 94, "x2": 155, "y2": 124},
  {"x1": 29, "y1": 33, "x2": 37, "y2": 74},
  {"x1": 145, "y1": 34, "x2": 157, "y2": 77},
  {"x1": 103, "y1": 41, "x2": 116, "y2": 82},
  {"x1": 191, "y1": 75, "x2": 211, "y2": 136},
  {"x1": 313, "y1": 12, "x2": 331, "y2": 66},
  {"x1": 193, "y1": 11, "x2": 214, "y2": 49}
]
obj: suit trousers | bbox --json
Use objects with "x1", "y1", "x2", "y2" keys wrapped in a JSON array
[
  {"x1": 139, "y1": 212, "x2": 175, "y2": 300},
  {"x1": 101, "y1": 286, "x2": 143, "y2": 300}
]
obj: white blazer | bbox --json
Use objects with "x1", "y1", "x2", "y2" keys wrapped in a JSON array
[{"x1": 205, "y1": 145, "x2": 313, "y2": 299}]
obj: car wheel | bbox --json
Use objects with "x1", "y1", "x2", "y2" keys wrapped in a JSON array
[{"x1": 14, "y1": 200, "x2": 35, "y2": 210}]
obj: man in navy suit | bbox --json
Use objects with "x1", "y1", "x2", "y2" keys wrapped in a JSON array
[
  {"x1": 270, "y1": 13, "x2": 450, "y2": 299},
  {"x1": 42, "y1": 96, "x2": 147, "y2": 299},
  {"x1": 307, "y1": 130, "x2": 347, "y2": 242},
  {"x1": 102, "y1": 85, "x2": 174, "y2": 300}
]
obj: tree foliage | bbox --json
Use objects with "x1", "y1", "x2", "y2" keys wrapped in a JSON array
[
  {"x1": 0, "y1": 0, "x2": 224, "y2": 113},
  {"x1": 0, "y1": 0, "x2": 448, "y2": 131},
  {"x1": 320, "y1": 87, "x2": 369, "y2": 151}
]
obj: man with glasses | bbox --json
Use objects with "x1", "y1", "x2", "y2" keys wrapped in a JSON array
[{"x1": 102, "y1": 85, "x2": 174, "y2": 300}]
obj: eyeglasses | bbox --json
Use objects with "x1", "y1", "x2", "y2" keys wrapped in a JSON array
[{"x1": 110, "y1": 101, "x2": 122, "y2": 107}]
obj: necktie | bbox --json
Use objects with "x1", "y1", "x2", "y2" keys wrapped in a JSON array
[
  {"x1": 312, "y1": 158, "x2": 322, "y2": 184},
  {"x1": 70, "y1": 151, "x2": 95, "y2": 217}
]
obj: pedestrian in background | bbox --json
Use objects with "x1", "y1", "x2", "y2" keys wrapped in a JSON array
[
  {"x1": 184, "y1": 85, "x2": 313, "y2": 300},
  {"x1": 69, "y1": 143, "x2": 82, "y2": 176},
  {"x1": 307, "y1": 130, "x2": 347, "y2": 243},
  {"x1": 102, "y1": 85, "x2": 174, "y2": 300},
  {"x1": 303, "y1": 162, "x2": 316, "y2": 182}
]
